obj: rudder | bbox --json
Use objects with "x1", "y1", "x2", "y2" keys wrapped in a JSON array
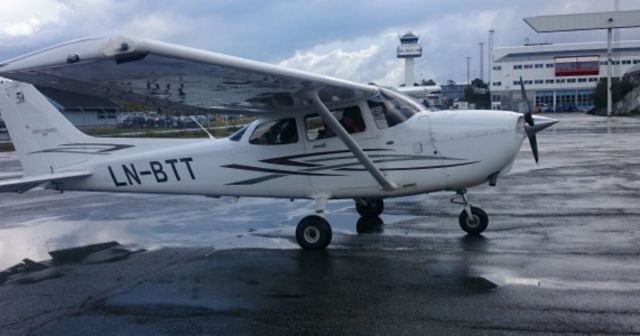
[{"x1": 0, "y1": 82, "x2": 92, "y2": 176}]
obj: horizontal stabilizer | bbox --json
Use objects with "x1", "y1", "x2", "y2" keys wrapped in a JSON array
[{"x1": 0, "y1": 171, "x2": 91, "y2": 193}]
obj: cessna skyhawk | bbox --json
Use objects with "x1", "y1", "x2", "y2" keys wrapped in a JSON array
[{"x1": 0, "y1": 35, "x2": 556, "y2": 250}]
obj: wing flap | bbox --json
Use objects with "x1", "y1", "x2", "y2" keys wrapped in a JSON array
[
  {"x1": 0, "y1": 171, "x2": 91, "y2": 193},
  {"x1": 0, "y1": 35, "x2": 378, "y2": 114}
]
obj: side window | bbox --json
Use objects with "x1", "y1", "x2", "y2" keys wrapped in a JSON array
[
  {"x1": 368, "y1": 99, "x2": 402, "y2": 129},
  {"x1": 249, "y1": 118, "x2": 298, "y2": 145},
  {"x1": 305, "y1": 106, "x2": 365, "y2": 141},
  {"x1": 367, "y1": 90, "x2": 420, "y2": 129}
]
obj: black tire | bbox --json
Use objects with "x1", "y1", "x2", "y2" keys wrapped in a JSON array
[
  {"x1": 296, "y1": 215, "x2": 332, "y2": 250},
  {"x1": 458, "y1": 206, "x2": 488, "y2": 235},
  {"x1": 355, "y1": 199, "x2": 384, "y2": 217}
]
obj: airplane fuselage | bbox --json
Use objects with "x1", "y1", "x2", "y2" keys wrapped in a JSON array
[{"x1": 59, "y1": 109, "x2": 525, "y2": 200}]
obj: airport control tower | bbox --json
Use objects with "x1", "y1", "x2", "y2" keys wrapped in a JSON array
[{"x1": 397, "y1": 32, "x2": 423, "y2": 86}]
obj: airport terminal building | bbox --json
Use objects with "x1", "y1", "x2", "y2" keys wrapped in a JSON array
[{"x1": 490, "y1": 40, "x2": 640, "y2": 112}]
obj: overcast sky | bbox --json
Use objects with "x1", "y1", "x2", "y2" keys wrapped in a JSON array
[{"x1": 2, "y1": 0, "x2": 640, "y2": 85}]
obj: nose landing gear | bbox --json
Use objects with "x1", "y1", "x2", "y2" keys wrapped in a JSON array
[
  {"x1": 296, "y1": 215, "x2": 332, "y2": 250},
  {"x1": 296, "y1": 195, "x2": 333, "y2": 250},
  {"x1": 451, "y1": 190, "x2": 488, "y2": 235}
]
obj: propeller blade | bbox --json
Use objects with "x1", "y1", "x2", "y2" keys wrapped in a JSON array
[
  {"x1": 529, "y1": 134, "x2": 539, "y2": 163},
  {"x1": 519, "y1": 76, "x2": 534, "y2": 126},
  {"x1": 524, "y1": 118, "x2": 558, "y2": 164}
]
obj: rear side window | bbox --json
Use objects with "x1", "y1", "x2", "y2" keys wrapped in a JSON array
[
  {"x1": 249, "y1": 118, "x2": 298, "y2": 145},
  {"x1": 305, "y1": 106, "x2": 365, "y2": 141}
]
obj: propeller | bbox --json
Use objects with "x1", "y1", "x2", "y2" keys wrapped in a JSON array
[{"x1": 519, "y1": 77, "x2": 558, "y2": 163}]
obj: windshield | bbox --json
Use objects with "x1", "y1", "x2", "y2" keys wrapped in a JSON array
[{"x1": 367, "y1": 87, "x2": 424, "y2": 128}]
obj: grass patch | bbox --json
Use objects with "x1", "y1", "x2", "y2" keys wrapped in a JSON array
[{"x1": 0, "y1": 142, "x2": 14, "y2": 152}]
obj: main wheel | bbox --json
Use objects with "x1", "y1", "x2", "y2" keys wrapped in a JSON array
[
  {"x1": 355, "y1": 199, "x2": 384, "y2": 217},
  {"x1": 458, "y1": 206, "x2": 488, "y2": 235},
  {"x1": 296, "y1": 215, "x2": 332, "y2": 250}
]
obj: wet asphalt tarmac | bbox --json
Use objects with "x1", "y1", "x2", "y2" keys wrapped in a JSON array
[{"x1": 1, "y1": 113, "x2": 640, "y2": 335}]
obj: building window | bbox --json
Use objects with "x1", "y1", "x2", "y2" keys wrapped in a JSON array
[
  {"x1": 588, "y1": 77, "x2": 599, "y2": 82},
  {"x1": 556, "y1": 79, "x2": 566, "y2": 83},
  {"x1": 492, "y1": 82, "x2": 502, "y2": 86},
  {"x1": 577, "y1": 78, "x2": 587, "y2": 83},
  {"x1": 97, "y1": 109, "x2": 116, "y2": 120},
  {"x1": 634, "y1": 60, "x2": 640, "y2": 65},
  {"x1": 546, "y1": 63, "x2": 555, "y2": 68},
  {"x1": 492, "y1": 65, "x2": 501, "y2": 71},
  {"x1": 525, "y1": 80, "x2": 533, "y2": 85},
  {"x1": 513, "y1": 81, "x2": 521, "y2": 85},
  {"x1": 513, "y1": 65, "x2": 523, "y2": 70},
  {"x1": 600, "y1": 61, "x2": 608, "y2": 65},
  {"x1": 535, "y1": 91, "x2": 554, "y2": 110},
  {"x1": 545, "y1": 79, "x2": 554, "y2": 84},
  {"x1": 492, "y1": 95, "x2": 501, "y2": 102},
  {"x1": 535, "y1": 64, "x2": 544, "y2": 69},
  {"x1": 622, "y1": 60, "x2": 632, "y2": 65},
  {"x1": 534, "y1": 80, "x2": 543, "y2": 84},
  {"x1": 567, "y1": 78, "x2": 577, "y2": 83},
  {"x1": 576, "y1": 89, "x2": 594, "y2": 110},
  {"x1": 556, "y1": 90, "x2": 577, "y2": 111},
  {"x1": 524, "y1": 64, "x2": 533, "y2": 69}
]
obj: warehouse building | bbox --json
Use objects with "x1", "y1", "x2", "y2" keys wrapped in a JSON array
[{"x1": 490, "y1": 40, "x2": 640, "y2": 112}]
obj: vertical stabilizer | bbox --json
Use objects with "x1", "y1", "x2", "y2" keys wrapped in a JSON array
[{"x1": 0, "y1": 82, "x2": 92, "y2": 176}]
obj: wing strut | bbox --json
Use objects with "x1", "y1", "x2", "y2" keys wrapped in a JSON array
[{"x1": 307, "y1": 90, "x2": 397, "y2": 191}]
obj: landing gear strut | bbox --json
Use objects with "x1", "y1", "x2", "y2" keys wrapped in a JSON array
[
  {"x1": 355, "y1": 198, "x2": 384, "y2": 217},
  {"x1": 451, "y1": 190, "x2": 488, "y2": 235}
]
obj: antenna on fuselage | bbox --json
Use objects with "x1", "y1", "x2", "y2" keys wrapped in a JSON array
[{"x1": 191, "y1": 116, "x2": 215, "y2": 139}]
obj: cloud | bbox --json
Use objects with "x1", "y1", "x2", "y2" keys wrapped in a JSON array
[
  {"x1": 0, "y1": 0, "x2": 65, "y2": 38},
  {"x1": 2, "y1": 0, "x2": 640, "y2": 87}
]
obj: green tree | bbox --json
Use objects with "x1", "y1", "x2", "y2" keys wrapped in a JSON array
[{"x1": 593, "y1": 78, "x2": 635, "y2": 109}]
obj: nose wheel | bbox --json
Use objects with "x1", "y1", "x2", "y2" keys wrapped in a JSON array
[
  {"x1": 296, "y1": 215, "x2": 332, "y2": 250},
  {"x1": 451, "y1": 190, "x2": 488, "y2": 235}
]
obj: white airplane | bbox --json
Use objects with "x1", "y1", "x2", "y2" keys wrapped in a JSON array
[{"x1": 0, "y1": 35, "x2": 557, "y2": 250}]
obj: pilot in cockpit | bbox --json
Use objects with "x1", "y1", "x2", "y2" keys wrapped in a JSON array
[{"x1": 340, "y1": 106, "x2": 365, "y2": 134}]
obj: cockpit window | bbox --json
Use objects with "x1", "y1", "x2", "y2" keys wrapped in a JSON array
[
  {"x1": 249, "y1": 118, "x2": 298, "y2": 145},
  {"x1": 305, "y1": 105, "x2": 365, "y2": 141},
  {"x1": 367, "y1": 88, "x2": 423, "y2": 129},
  {"x1": 229, "y1": 125, "x2": 248, "y2": 141}
]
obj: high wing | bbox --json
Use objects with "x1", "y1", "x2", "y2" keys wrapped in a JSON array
[
  {"x1": 0, "y1": 35, "x2": 378, "y2": 114},
  {"x1": 0, "y1": 171, "x2": 91, "y2": 193}
]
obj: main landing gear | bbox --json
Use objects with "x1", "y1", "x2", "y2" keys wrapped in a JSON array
[
  {"x1": 451, "y1": 190, "x2": 488, "y2": 235},
  {"x1": 355, "y1": 198, "x2": 384, "y2": 217}
]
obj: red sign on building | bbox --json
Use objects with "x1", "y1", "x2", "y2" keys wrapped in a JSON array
[{"x1": 555, "y1": 56, "x2": 600, "y2": 77}]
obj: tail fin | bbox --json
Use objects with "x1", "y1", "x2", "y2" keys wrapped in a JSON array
[{"x1": 0, "y1": 82, "x2": 93, "y2": 176}]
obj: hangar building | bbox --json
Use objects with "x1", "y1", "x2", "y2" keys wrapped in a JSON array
[{"x1": 490, "y1": 40, "x2": 640, "y2": 112}]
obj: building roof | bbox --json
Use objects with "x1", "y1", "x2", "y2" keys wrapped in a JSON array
[
  {"x1": 493, "y1": 40, "x2": 640, "y2": 62},
  {"x1": 399, "y1": 32, "x2": 419, "y2": 42},
  {"x1": 38, "y1": 86, "x2": 119, "y2": 109}
]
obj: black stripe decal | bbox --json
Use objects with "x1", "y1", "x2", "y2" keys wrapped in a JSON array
[
  {"x1": 29, "y1": 143, "x2": 134, "y2": 155},
  {"x1": 227, "y1": 174, "x2": 286, "y2": 185},
  {"x1": 221, "y1": 164, "x2": 343, "y2": 176},
  {"x1": 335, "y1": 161, "x2": 480, "y2": 171}
]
